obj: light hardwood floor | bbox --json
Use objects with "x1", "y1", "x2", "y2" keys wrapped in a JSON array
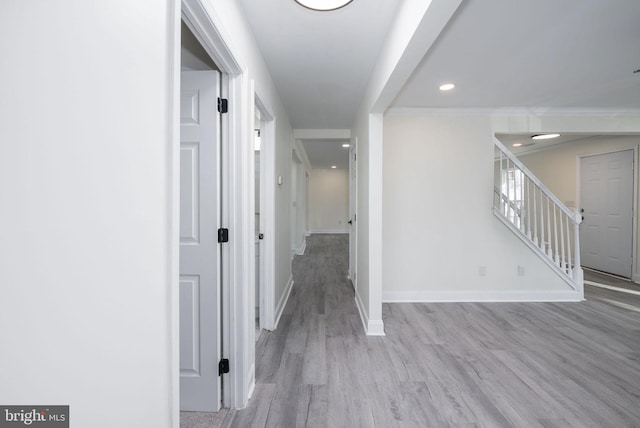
[{"x1": 227, "y1": 234, "x2": 640, "y2": 427}]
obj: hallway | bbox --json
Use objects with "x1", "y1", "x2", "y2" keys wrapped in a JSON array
[{"x1": 228, "y1": 234, "x2": 640, "y2": 427}]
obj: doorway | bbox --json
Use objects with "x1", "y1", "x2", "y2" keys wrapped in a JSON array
[
  {"x1": 180, "y1": 0, "x2": 248, "y2": 411},
  {"x1": 580, "y1": 149, "x2": 634, "y2": 278},
  {"x1": 179, "y1": 20, "x2": 223, "y2": 413},
  {"x1": 254, "y1": 113, "x2": 262, "y2": 337},
  {"x1": 348, "y1": 138, "x2": 358, "y2": 287},
  {"x1": 254, "y1": 93, "x2": 276, "y2": 331}
]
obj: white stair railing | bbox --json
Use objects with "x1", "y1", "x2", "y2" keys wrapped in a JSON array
[{"x1": 493, "y1": 138, "x2": 583, "y2": 290}]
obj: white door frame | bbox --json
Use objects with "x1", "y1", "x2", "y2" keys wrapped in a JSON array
[
  {"x1": 255, "y1": 91, "x2": 277, "y2": 331},
  {"x1": 348, "y1": 138, "x2": 358, "y2": 287},
  {"x1": 180, "y1": 0, "x2": 252, "y2": 410},
  {"x1": 576, "y1": 147, "x2": 637, "y2": 281}
]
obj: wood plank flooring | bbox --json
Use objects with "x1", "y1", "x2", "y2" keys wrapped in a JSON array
[{"x1": 228, "y1": 234, "x2": 640, "y2": 427}]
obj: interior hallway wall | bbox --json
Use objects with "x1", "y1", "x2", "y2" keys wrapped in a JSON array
[
  {"x1": 308, "y1": 169, "x2": 350, "y2": 233},
  {"x1": 382, "y1": 113, "x2": 573, "y2": 301},
  {"x1": 0, "y1": 1, "x2": 176, "y2": 426}
]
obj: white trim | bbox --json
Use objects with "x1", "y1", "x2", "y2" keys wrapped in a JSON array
[
  {"x1": 305, "y1": 231, "x2": 312, "y2": 237},
  {"x1": 181, "y1": 0, "x2": 249, "y2": 410},
  {"x1": 367, "y1": 320, "x2": 386, "y2": 336},
  {"x1": 348, "y1": 138, "x2": 358, "y2": 290},
  {"x1": 383, "y1": 289, "x2": 584, "y2": 302},
  {"x1": 368, "y1": 113, "x2": 385, "y2": 327},
  {"x1": 247, "y1": 363, "x2": 256, "y2": 399},
  {"x1": 387, "y1": 107, "x2": 640, "y2": 117},
  {"x1": 255, "y1": 91, "x2": 277, "y2": 334},
  {"x1": 295, "y1": 238, "x2": 306, "y2": 256},
  {"x1": 308, "y1": 229, "x2": 349, "y2": 234},
  {"x1": 585, "y1": 281, "x2": 640, "y2": 296},
  {"x1": 634, "y1": 274, "x2": 640, "y2": 284},
  {"x1": 181, "y1": 0, "x2": 242, "y2": 74},
  {"x1": 354, "y1": 289, "x2": 368, "y2": 333},
  {"x1": 354, "y1": 289, "x2": 386, "y2": 336},
  {"x1": 168, "y1": 1, "x2": 181, "y2": 425},
  {"x1": 274, "y1": 275, "x2": 294, "y2": 330}
]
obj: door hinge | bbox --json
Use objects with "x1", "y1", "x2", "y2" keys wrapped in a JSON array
[
  {"x1": 217, "y1": 97, "x2": 228, "y2": 114},
  {"x1": 218, "y1": 228, "x2": 229, "y2": 243},
  {"x1": 218, "y1": 358, "x2": 230, "y2": 376}
]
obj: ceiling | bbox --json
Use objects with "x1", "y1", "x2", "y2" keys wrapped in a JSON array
[
  {"x1": 393, "y1": 0, "x2": 640, "y2": 109},
  {"x1": 238, "y1": 0, "x2": 400, "y2": 129},
  {"x1": 239, "y1": 0, "x2": 640, "y2": 169},
  {"x1": 301, "y1": 139, "x2": 350, "y2": 170}
]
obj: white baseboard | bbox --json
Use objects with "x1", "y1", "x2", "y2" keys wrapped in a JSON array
[
  {"x1": 355, "y1": 290, "x2": 386, "y2": 336},
  {"x1": 382, "y1": 289, "x2": 584, "y2": 303},
  {"x1": 247, "y1": 363, "x2": 256, "y2": 400},
  {"x1": 308, "y1": 229, "x2": 348, "y2": 234},
  {"x1": 367, "y1": 320, "x2": 385, "y2": 336},
  {"x1": 295, "y1": 239, "x2": 306, "y2": 256},
  {"x1": 274, "y1": 275, "x2": 294, "y2": 329},
  {"x1": 305, "y1": 231, "x2": 311, "y2": 237},
  {"x1": 633, "y1": 273, "x2": 640, "y2": 284}
]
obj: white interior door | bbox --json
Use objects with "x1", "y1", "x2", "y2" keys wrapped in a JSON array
[
  {"x1": 180, "y1": 70, "x2": 221, "y2": 411},
  {"x1": 348, "y1": 140, "x2": 357, "y2": 285},
  {"x1": 580, "y1": 149, "x2": 634, "y2": 278}
]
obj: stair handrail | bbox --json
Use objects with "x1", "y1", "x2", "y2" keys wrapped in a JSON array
[
  {"x1": 494, "y1": 137, "x2": 583, "y2": 291},
  {"x1": 494, "y1": 138, "x2": 580, "y2": 224}
]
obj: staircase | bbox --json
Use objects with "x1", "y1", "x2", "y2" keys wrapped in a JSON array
[{"x1": 493, "y1": 138, "x2": 583, "y2": 291}]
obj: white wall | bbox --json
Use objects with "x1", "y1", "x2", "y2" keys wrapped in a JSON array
[
  {"x1": 0, "y1": 1, "x2": 177, "y2": 427},
  {"x1": 382, "y1": 113, "x2": 576, "y2": 301},
  {"x1": 350, "y1": 0, "x2": 463, "y2": 334},
  {"x1": 308, "y1": 170, "x2": 350, "y2": 233},
  {"x1": 290, "y1": 149, "x2": 308, "y2": 254},
  {"x1": 205, "y1": 0, "x2": 294, "y2": 304},
  {"x1": 517, "y1": 135, "x2": 640, "y2": 282}
]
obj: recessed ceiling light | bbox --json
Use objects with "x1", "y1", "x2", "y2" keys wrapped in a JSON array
[
  {"x1": 342, "y1": 143, "x2": 350, "y2": 148},
  {"x1": 331, "y1": 165, "x2": 337, "y2": 169},
  {"x1": 294, "y1": 0, "x2": 353, "y2": 11},
  {"x1": 512, "y1": 143, "x2": 522, "y2": 147},
  {"x1": 439, "y1": 83, "x2": 455, "y2": 91},
  {"x1": 531, "y1": 133, "x2": 560, "y2": 140}
]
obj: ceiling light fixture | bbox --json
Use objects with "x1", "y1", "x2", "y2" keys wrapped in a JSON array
[
  {"x1": 512, "y1": 143, "x2": 522, "y2": 147},
  {"x1": 531, "y1": 133, "x2": 560, "y2": 140},
  {"x1": 342, "y1": 143, "x2": 350, "y2": 148},
  {"x1": 331, "y1": 165, "x2": 337, "y2": 169},
  {"x1": 294, "y1": 0, "x2": 353, "y2": 11},
  {"x1": 439, "y1": 83, "x2": 455, "y2": 91}
]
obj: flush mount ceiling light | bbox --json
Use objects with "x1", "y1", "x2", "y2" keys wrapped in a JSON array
[
  {"x1": 439, "y1": 83, "x2": 455, "y2": 91},
  {"x1": 531, "y1": 133, "x2": 560, "y2": 140},
  {"x1": 331, "y1": 165, "x2": 337, "y2": 169},
  {"x1": 342, "y1": 143, "x2": 350, "y2": 148},
  {"x1": 295, "y1": 0, "x2": 353, "y2": 11},
  {"x1": 512, "y1": 143, "x2": 522, "y2": 147}
]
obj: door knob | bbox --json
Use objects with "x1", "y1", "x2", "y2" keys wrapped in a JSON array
[
  {"x1": 258, "y1": 233, "x2": 264, "y2": 240},
  {"x1": 348, "y1": 220, "x2": 352, "y2": 225}
]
